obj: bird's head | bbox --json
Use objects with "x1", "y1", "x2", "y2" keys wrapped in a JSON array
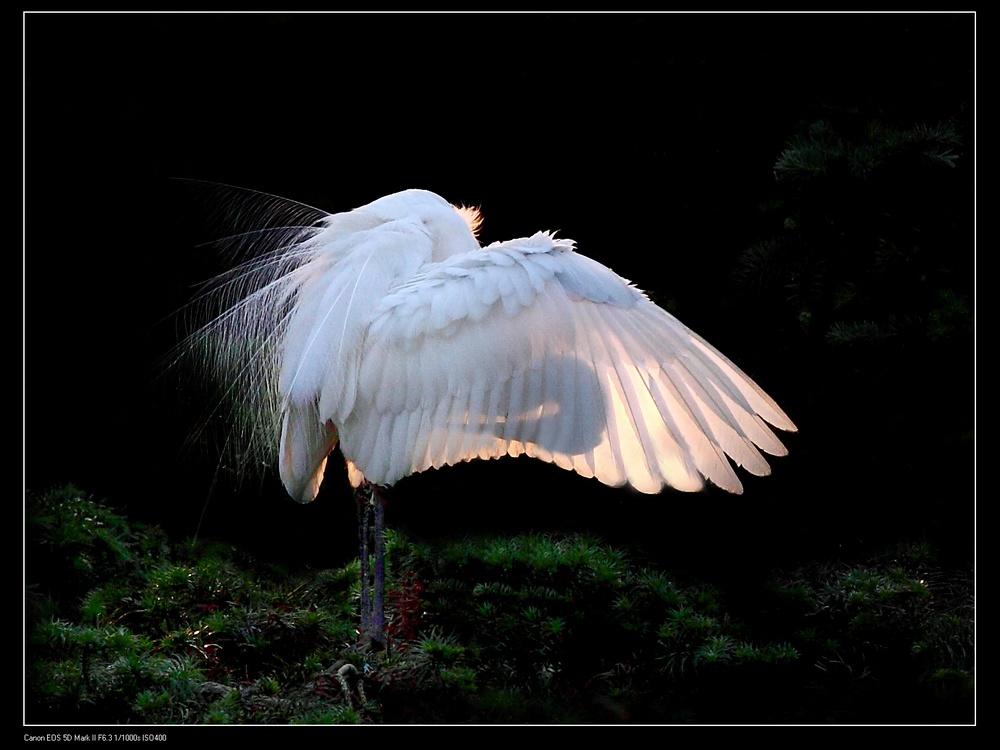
[{"x1": 358, "y1": 189, "x2": 483, "y2": 261}]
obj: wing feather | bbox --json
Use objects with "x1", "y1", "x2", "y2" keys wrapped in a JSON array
[
  {"x1": 386, "y1": 410, "x2": 410, "y2": 483},
  {"x1": 445, "y1": 385, "x2": 472, "y2": 463},
  {"x1": 346, "y1": 232, "x2": 794, "y2": 493},
  {"x1": 623, "y1": 306, "x2": 774, "y2": 474}
]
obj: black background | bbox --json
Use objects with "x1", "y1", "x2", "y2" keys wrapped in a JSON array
[{"x1": 25, "y1": 12, "x2": 974, "y2": 581}]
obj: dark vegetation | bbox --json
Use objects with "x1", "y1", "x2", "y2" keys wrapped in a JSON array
[{"x1": 25, "y1": 485, "x2": 973, "y2": 724}]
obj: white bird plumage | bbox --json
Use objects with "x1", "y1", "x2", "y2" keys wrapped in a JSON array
[{"x1": 187, "y1": 187, "x2": 797, "y2": 505}]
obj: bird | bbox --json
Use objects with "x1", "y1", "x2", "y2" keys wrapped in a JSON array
[{"x1": 181, "y1": 185, "x2": 797, "y2": 646}]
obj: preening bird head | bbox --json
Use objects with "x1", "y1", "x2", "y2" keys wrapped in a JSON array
[{"x1": 356, "y1": 189, "x2": 483, "y2": 262}]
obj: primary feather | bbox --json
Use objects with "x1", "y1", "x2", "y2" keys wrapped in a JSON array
[{"x1": 188, "y1": 187, "x2": 796, "y2": 503}]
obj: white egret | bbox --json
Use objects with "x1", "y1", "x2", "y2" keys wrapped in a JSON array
[{"x1": 183, "y1": 186, "x2": 797, "y2": 646}]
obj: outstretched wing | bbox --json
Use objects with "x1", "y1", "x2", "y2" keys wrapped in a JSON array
[{"x1": 339, "y1": 231, "x2": 796, "y2": 495}]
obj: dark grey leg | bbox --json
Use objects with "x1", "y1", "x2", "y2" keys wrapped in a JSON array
[
  {"x1": 372, "y1": 484, "x2": 387, "y2": 648},
  {"x1": 356, "y1": 481, "x2": 387, "y2": 649}
]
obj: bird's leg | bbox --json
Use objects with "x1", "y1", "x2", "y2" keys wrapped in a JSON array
[
  {"x1": 371, "y1": 483, "x2": 387, "y2": 649},
  {"x1": 356, "y1": 484, "x2": 371, "y2": 641},
  {"x1": 356, "y1": 481, "x2": 388, "y2": 650}
]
